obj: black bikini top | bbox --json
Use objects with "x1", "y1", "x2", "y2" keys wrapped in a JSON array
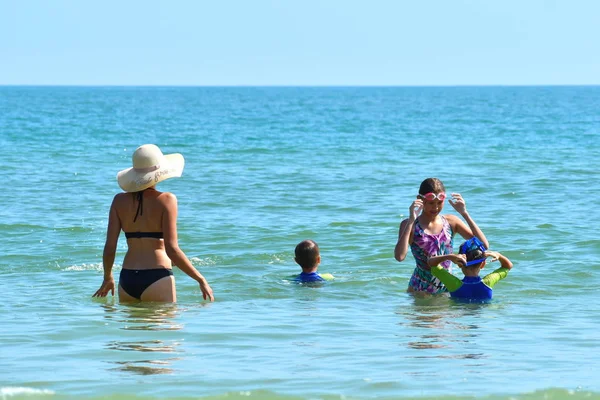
[
  {"x1": 125, "y1": 231, "x2": 164, "y2": 239},
  {"x1": 126, "y1": 191, "x2": 163, "y2": 239}
]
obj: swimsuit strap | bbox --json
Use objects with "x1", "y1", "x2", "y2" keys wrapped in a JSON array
[
  {"x1": 414, "y1": 216, "x2": 451, "y2": 238},
  {"x1": 133, "y1": 191, "x2": 143, "y2": 222}
]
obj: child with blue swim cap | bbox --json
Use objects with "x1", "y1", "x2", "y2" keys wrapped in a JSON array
[
  {"x1": 293, "y1": 240, "x2": 334, "y2": 283},
  {"x1": 427, "y1": 237, "x2": 513, "y2": 301},
  {"x1": 395, "y1": 178, "x2": 490, "y2": 295}
]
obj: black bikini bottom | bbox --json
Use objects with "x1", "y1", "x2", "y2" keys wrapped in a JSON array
[{"x1": 119, "y1": 268, "x2": 174, "y2": 300}]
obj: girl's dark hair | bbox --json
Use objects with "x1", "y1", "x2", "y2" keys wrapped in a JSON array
[
  {"x1": 419, "y1": 178, "x2": 446, "y2": 195},
  {"x1": 295, "y1": 240, "x2": 320, "y2": 268}
]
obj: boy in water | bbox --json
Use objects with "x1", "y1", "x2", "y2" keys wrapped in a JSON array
[
  {"x1": 294, "y1": 240, "x2": 334, "y2": 283},
  {"x1": 427, "y1": 237, "x2": 513, "y2": 301}
]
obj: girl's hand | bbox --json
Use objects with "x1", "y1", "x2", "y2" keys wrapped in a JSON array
[
  {"x1": 448, "y1": 193, "x2": 467, "y2": 215},
  {"x1": 409, "y1": 199, "x2": 423, "y2": 221},
  {"x1": 93, "y1": 277, "x2": 115, "y2": 297}
]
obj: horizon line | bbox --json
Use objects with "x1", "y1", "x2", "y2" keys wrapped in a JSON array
[{"x1": 1, "y1": 83, "x2": 599, "y2": 88}]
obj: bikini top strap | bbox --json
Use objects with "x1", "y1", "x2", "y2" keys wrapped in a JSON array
[{"x1": 133, "y1": 191, "x2": 143, "y2": 222}]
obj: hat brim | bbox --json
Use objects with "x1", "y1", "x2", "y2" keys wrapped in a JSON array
[{"x1": 116, "y1": 153, "x2": 184, "y2": 192}]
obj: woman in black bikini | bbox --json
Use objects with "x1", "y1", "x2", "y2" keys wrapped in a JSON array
[{"x1": 93, "y1": 144, "x2": 214, "y2": 302}]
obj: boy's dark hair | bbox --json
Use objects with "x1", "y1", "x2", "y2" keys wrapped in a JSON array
[
  {"x1": 459, "y1": 237, "x2": 487, "y2": 267},
  {"x1": 419, "y1": 178, "x2": 446, "y2": 195},
  {"x1": 295, "y1": 240, "x2": 320, "y2": 269}
]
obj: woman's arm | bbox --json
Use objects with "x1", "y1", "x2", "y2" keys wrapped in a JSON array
[
  {"x1": 162, "y1": 193, "x2": 214, "y2": 301},
  {"x1": 447, "y1": 193, "x2": 489, "y2": 249},
  {"x1": 93, "y1": 196, "x2": 121, "y2": 297}
]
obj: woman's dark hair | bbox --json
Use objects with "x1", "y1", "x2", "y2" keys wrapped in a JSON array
[
  {"x1": 419, "y1": 178, "x2": 446, "y2": 195},
  {"x1": 295, "y1": 240, "x2": 320, "y2": 268}
]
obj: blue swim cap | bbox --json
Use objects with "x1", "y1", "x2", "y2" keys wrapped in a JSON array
[{"x1": 459, "y1": 237, "x2": 487, "y2": 267}]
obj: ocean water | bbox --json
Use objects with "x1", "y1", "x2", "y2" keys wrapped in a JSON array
[{"x1": 0, "y1": 86, "x2": 599, "y2": 400}]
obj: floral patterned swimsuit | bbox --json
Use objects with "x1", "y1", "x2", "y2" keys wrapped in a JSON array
[{"x1": 408, "y1": 216, "x2": 454, "y2": 294}]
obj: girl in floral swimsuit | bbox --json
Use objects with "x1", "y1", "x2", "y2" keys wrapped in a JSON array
[{"x1": 394, "y1": 178, "x2": 489, "y2": 295}]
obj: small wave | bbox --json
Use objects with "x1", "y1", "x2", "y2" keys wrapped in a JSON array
[
  {"x1": 52, "y1": 226, "x2": 95, "y2": 233},
  {"x1": 189, "y1": 257, "x2": 217, "y2": 266},
  {"x1": 536, "y1": 223, "x2": 555, "y2": 229},
  {"x1": 0, "y1": 387, "x2": 54, "y2": 398},
  {"x1": 62, "y1": 263, "x2": 120, "y2": 272},
  {"x1": 0, "y1": 223, "x2": 46, "y2": 230},
  {"x1": 0, "y1": 387, "x2": 597, "y2": 400},
  {"x1": 267, "y1": 253, "x2": 287, "y2": 264}
]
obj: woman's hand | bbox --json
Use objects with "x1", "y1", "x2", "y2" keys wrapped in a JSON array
[
  {"x1": 409, "y1": 199, "x2": 423, "y2": 221},
  {"x1": 198, "y1": 279, "x2": 214, "y2": 302},
  {"x1": 93, "y1": 277, "x2": 115, "y2": 297},
  {"x1": 448, "y1": 193, "x2": 467, "y2": 215}
]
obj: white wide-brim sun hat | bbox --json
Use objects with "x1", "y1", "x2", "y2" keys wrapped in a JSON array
[{"x1": 117, "y1": 144, "x2": 185, "y2": 192}]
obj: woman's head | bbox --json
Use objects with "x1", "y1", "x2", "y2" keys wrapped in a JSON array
[{"x1": 117, "y1": 144, "x2": 185, "y2": 192}]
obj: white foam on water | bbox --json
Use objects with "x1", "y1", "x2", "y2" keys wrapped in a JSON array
[
  {"x1": 62, "y1": 263, "x2": 121, "y2": 271},
  {"x1": 189, "y1": 257, "x2": 217, "y2": 266},
  {"x1": 1, "y1": 387, "x2": 54, "y2": 399}
]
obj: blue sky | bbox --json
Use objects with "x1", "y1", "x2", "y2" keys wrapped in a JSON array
[{"x1": 1, "y1": 0, "x2": 598, "y2": 85}]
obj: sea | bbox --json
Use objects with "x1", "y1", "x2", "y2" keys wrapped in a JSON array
[{"x1": 0, "y1": 86, "x2": 599, "y2": 400}]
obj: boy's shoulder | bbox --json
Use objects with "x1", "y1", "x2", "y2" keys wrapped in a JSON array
[
  {"x1": 294, "y1": 272, "x2": 334, "y2": 283},
  {"x1": 319, "y1": 273, "x2": 334, "y2": 281}
]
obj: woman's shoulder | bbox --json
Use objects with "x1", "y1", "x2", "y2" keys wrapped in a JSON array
[
  {"x1": 157, "y1": 191, "x2": 176, "y2": 199},
  {"x1": 155, "y1": 191, "x2": 177, "y2": 205},
  {"x1": 112, "y1": 192, "x2": 130, "y2": 204}
]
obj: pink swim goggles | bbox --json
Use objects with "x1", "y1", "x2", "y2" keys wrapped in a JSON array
[{"x1": 418, "y1": 192, "x2": 446, "y2": 201}]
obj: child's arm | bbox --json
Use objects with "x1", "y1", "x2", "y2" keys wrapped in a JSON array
[
  {"x1": 447, "y1": 193, "x2": 489, "y2": 249},
  {"x1": 394, "y1": 199, "x2": 423, "y2": 262},
  {"x1": 430, "y1": 264, "x2": 463, "y2": 293},
  {"x1": 394, "y1": 218, "x2": 414, "y2": 262},
  {"x1": 485, "y1": 251, "x2": 513, "y2": 269},
  {"x1": 428, "y1": 254, "x2": 466, "y2": 292},
  {"x1": 427, "y1": 253, "x2": 466, "y2": 268},
  {"x1": 482, "y1": 251, "x2": 513, "y2": 288}
]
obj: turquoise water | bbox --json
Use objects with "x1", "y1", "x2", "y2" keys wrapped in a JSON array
[{"x1": 1, "y1": 86, "x2": 599, "y2": 400}]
